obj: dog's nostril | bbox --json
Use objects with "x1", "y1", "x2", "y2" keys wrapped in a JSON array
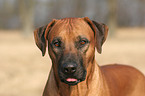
[
  {"x1": 71, "y1": 68, "x2": 75, "y2": 71},
  {"x1": 64, "y1": 68, "x2": 69, "y2": 73},
  {"x1": 71, "y1": 67, "x2": 76, "y2": 73}
]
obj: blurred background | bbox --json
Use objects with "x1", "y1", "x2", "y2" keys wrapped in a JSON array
[{"x1": 0, "y1": 0, "x2": 145, "y2": 96}]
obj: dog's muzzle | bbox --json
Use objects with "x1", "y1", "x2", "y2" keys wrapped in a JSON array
[{"x1": 58, "y1": 61, "x2": 86, "y2": 85}]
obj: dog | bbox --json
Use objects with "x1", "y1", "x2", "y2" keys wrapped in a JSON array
[{"x1": 34, "y1": 17, "x2": 145, "y2": 96}]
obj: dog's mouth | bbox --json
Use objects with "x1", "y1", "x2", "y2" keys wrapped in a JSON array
[
  {"x1": 61, "y1": 78, "x2": 81, "y2": 85},
  {"x1": 59, "y1": 69, "x2": 87, "y2": 85}
]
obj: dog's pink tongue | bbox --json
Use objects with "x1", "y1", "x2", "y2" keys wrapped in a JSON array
[{"x1": 66, "y1": 78, "x2": 77, "y2": 82}]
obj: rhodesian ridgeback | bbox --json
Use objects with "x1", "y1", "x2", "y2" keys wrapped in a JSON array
[{"x1": 34, "y1": 17, "x2": 145, "y2": 96}]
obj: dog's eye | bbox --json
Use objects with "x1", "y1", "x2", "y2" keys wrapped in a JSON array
[
  {"x1": 80, "y1": 40, "x2": 87, "y2": 45},
  {"x1": 80, "y1": 41, "x2": 86, "y2": 45},
  {"x1": 53, "y1": 41, "x2": 61, "y2": 47}
]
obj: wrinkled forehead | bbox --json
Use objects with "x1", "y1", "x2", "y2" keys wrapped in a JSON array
[{"x1": 48, "y1": 18, "x2": 94, "y2": 41}]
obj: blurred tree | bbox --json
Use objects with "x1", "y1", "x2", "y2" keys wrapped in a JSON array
[
  {"x1": 140, "y1": 0, "x2": 145, "y2": 26},
  {"x1": 0, "y1": 0, "x2": 145, "y2": 30},
  {"x1": 0, "y1": 0, "x2": 14, "y2": 29},
  {"x1": 108, "y1": 0, "x2": 117, "y2": 37},
  {"x1": 18, "y1": 0, "x2": 34, "y2": 36},
  {"x1": 74, "y1": 0, "x2": 86, "y2": 17}
]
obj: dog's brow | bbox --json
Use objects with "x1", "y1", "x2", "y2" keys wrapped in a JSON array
[
  {"x1": 52, "y1": 37, "x2": 62, "y2": 41},
  {"x1": 77, "y1": 35, "x2": 87, "y2": 40}
]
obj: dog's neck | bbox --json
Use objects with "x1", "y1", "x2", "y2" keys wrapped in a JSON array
[{"x1": 43, "y1": 60, "x2": 109, "y2": 96}]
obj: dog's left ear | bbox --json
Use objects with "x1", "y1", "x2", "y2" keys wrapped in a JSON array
[
  {"x1": 83, "y1": 17, "x2": 109, "y2": 54},
  {"x1": 34, "y1": 19, "x2": 56, "y2": 56}
]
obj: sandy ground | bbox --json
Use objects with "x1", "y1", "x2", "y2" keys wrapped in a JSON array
[{"x1": 0, "y1": 28, "x2": 145, "y2": 96}]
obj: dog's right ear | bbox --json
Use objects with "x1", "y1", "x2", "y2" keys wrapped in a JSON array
[{"x1": 34, "y1": 20, "x2": 56, "y2": 56}]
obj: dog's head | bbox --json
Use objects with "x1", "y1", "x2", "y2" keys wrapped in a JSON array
[{"x1": 34, "y1": 17, "x2": 108, "y2": 85}]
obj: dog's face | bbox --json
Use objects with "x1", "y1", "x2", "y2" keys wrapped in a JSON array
[
  {"x1": 47, "y1": 18, "x2": 96, "y2": 85},
  {"x1": 34, "y1": 17, "x2": 108, "y2": 85}
]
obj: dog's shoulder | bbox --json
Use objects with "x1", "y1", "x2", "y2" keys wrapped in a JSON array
[
  {"x1": 100, "y1": 64, "x2": 145, "y2": 96},
  {"x1": 100, "y1": 64, "x2": 144, "y2": 77}
]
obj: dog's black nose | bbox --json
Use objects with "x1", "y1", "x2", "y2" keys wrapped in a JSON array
[{"x1": 63, "y1": 64, "x2": 77, "y2": 74}]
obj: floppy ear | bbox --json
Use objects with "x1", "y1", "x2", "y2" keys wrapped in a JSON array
[
  {"x1": 34, "y1": 20, "x2": 56, "y2": 56},
  {"x1": 83, "y1": 17, "x2": 109, "y2": 54}
]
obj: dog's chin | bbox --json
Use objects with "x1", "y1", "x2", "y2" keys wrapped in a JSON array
[{"x1": 60, "y1": 78, "x2": 85, "y2": 86}]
